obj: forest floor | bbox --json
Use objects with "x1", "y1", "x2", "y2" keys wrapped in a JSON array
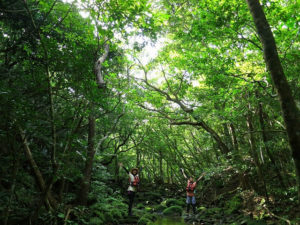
[{"x1": 116, "y1": 181, "x2": 300, "y2": 225}]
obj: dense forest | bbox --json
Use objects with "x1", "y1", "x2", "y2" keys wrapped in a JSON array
[{"x1": 1, "y1": 0, "x2": 300, "y2": 224}]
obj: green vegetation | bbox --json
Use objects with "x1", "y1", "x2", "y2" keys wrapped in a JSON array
[
  {"x1": 163, "y1": 206, "x2": 183, "y2": 216},
  {"x1": 1, "y1": 0, "x2": 300, "y2": 224},
  {"x1": 153, "y1": 204, "x2": 167, "y2": 212},
  {"x1": 165, "y1": 198, "x2": 185, "y2": 208}
]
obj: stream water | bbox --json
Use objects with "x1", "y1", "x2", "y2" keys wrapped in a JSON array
[{"x1": 152, "y1": 217, "x2": 189, "y2": 225}]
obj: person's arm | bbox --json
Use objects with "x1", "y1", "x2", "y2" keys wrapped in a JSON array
[
  {"x1": 180, "y1": 168, "x2": 188, "y2": 179},
  {"x1": 196, "y1": 172, "x2": 205, "y2": 182},
  {"x1": 119, "y1": 162, "x2": 129, "y2": 174}
]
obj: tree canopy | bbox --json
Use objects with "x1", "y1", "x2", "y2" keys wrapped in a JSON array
[{"x1": 1, "y1": 0, "x2": 299, "y2": 224}]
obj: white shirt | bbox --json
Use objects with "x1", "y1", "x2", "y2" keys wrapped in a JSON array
[{"x1": 128, "y1": 172, "x2": 138, "y2": 192}]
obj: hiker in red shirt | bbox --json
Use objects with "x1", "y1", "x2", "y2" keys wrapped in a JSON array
[{"x1": 181, "y1": 168, "x2": 205, "y2": 214}]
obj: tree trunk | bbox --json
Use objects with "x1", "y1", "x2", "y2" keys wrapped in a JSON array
[
  {"x1": 166, "y1": 162, "x2": 170, "y2": 184},
  {"x1": 223, "y1": 123, "x2": 233, "y2": 150},
  {"x1": 184, "y1": 134, "x2": 204, "y2": 169},
  {"x1": 77, "y1": 38, "x2": 109, "y2": 204},
  {"x1": 78, "y1": 114, "x2": 95, "y2": 205},
  {"x1": 170, "y1": 166, "x2": 174, "y2": 184},
  {"x1": 229, "y1": 123, "x2": 239, "y2": 152},
  {"x1": 196, "y1": 120, "x2": 230, "y2": 155},
  {"x1": 258, "y1": 99, "x2": 286, "y2": 188},
  {"x1": 159, "y1": 150, "x2": 164, "y2": 183},
  {"x1": 136, "y1": 147, "x2": 140, "y2": 167},
  {"x1": 246, "y1": 103, "x2": 269, "y2": 201},
  {"x1": 246, "y1": 0, "x2": 300, "y2": 202},
  {"x1": 115, "y1": 155, "x2": 119, "y2": 183},
  {"x1": 4, "y1": 145, "x2": 19, "y2": 225},
  {"x1": 19, "y1": 128, "x2": 57, "y2": 209},
  {"x1": 94, "y1": 43, "x2": 109, "y2": 88}
]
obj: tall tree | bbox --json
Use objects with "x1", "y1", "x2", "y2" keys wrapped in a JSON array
[{"x1": 246, "y1": 0, "x2": 300, "y2": 201}]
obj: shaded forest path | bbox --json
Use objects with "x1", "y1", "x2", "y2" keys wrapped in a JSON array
[{"x1": 117, "y1": 182, "x2": 278, "y2": 225}]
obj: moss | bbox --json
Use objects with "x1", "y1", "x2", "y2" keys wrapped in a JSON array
[
  {"x1": 142, "y1": 213, "x2": 157, "y2": 221},
  {"x1": 89, "y1": 217, "x2": 103, "y2": 224},
  {"x1": 106, "y1": 208, "x2": 123, "y2": 220},
  {"x1": 224, "y1": 194, "x2": 242, "y2": 215},
  {"x1": 120, "y1": 216, "x2": 139, "y2": 224},
  {"x1": 146, "y1": 222, "x2": 155, "y2": 225},
  {"x1": 136, "y1": 203, "x2": 145, "y2": 209},
  {"x1": 153, "y1": 204, "x2": 167, "y2": 212},
  {"x1": 145, "y1": 206, "x2": 153, "y2": 212},
  {"x1": 197, "y1": 206, "x2": 207, "y2": 211},
  {"x1": 165, "y1": 198, "x2": 185, "y2": 207},
  {"x1": 162, "y1": 206, "x2": 183, "y2": 216},
  {"x1": 136, "y1": 212, "x2": 157, "y2": 225},
  {"x1": 143, "y1": 191, "x2": 162, "y2": 204},
  {"x1": 137, "y1": 217, "x2": 151, "y2": 225}
]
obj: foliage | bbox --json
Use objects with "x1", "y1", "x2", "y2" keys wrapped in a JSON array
[
  {"x1": 165, "y1": 198, "x2": 185, "y2": 208},
  {"x1": 1, "y1": 0, "x2": 299, "y2": 224},
  {"x1": 137, "y1": 217, "x2": 151, "y2": 225},
  {"x1": 162, "y1": 206, "x2": 183, "y2": 216},
  {"x1": 224, "y1": 194, "x2": 243, "y2": 215},
  {"x1": 153, "y1": 204, "x2": 167, "y2": 212}
]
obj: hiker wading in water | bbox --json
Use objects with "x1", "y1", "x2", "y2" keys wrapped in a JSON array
[
  {"x1": 180, "y1": 168, "x2": 205, "y2": 214},
  {"x1": 119, "y1": 163, "x2": 141, "y2": 216}
]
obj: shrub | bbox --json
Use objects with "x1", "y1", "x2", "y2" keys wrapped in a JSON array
[
  {"x1": 137, "y1": 217, "x2": 151, "y2": 225},
  {"x1": 225, "y1": 194, "x2": 242, "y2": 215},
  {"x1": 142, "y1": 213, "x2": 157, "y2": 221},
  {"x1": 143, "y1": 192, "x2": 162, "y2": 204},
  {"x1": 165, "y1": 198, "x2": 185, "y2": 207},
  {"x1": 89, "y1": 217, "x2": 103, "y2": 225},
  {"x1": 206, "y1": 207, "x2": 222, "y2": 215},
  {"x1": 196, "y1": 206, "x2": 207, "y2": 214},
  {"x1": 153, "y1": 204, "x2": 167, "y2": 212},
  {"x1": 136, "y1": 203, "x2": 145, "y2": 209},
  {"x1": 162, "y1": 206, "x2": 183, "y2": 216}
]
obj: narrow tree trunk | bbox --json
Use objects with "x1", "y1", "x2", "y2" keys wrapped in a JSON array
[
  {"x1": 78, "y1": 114, "x2": 95, "y2": 205},
  {"x1": 223, "y1": 123, "x2": 233, "y2": 150},
  {"x1": 246, "y1": 0, "x2": 300, "y2": 202},
  {"x1": 4, "y1": 146, "x2": 19, "y2": 225},
  {"x1": 190, "y1": 131, "x2": 213, "y2": 166},
  {"x1": 94, "y1": 43, "x2": 109, "y2": 88},
  {"x1": 19, "y1": 128, "x2": 57, "y2": 208},
  {"x1": 58, "y1": 115, "x2": 83, "y2": 201},
  {"x1": 58, "y1": 179, "x2": 65, "y2": 202},
  {"x1": 136, "y1": 147, "x2": 140, "y2": 167},
  {"x1": 77, "y1": 39, "x2": 109, "y2": 204},
  {"x1": 229, "y1": 123, "x2": 239, "y2": 152},
  {"x1": 258, "y1": 99, "x2": 286, "y2": 188},
  {"x1": 159, "y1": 150, "x2": 164, "y2": 183},
  {"x1": 163, "y1": 131, "x2": 191, "y2": 174},
  {"x1": 166, "y1": 162, "x2": 170, "y2": 184},
  {"x1": 170, "y1": 166, "x2": 174, "y2": 184},
  {"x1": 246, "y1": 103, "x2": 269, "y2": 201},
  {"x1": 229, "y1": 123, "x2": 242, "y2": 161},
  {"x1": 184, "y1": 135, "x2": 204, "y2": 169},
  {"x1": 196, "y1": 120, "x2": 230, "y2": 155},
  {"x1": 115, "y1": 155, "x2": 119, "y2": 183}
]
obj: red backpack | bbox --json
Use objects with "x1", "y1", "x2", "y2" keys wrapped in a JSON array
[
  {"x1": 129, "y1": 175, "x2": 140, "y2": 186},
  {"x1": 186, "y1": 181, "x2": 195, "y2": 192}
]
